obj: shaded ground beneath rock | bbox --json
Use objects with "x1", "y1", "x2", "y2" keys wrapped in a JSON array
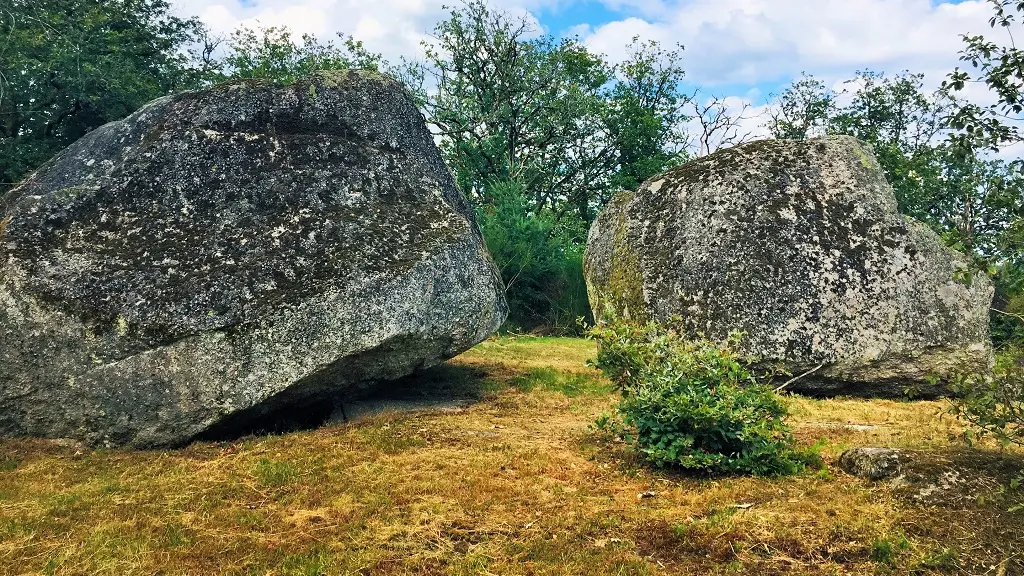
[
  {"x1": 199, "y1": 363, "x2": 494, "y2": 442},
  {"x1": 329, "y1": 363, "x2": 491, "y2": 422}
]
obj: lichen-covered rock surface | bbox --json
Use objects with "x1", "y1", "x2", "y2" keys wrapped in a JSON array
[
  {"x1": 0, "y1": 70, "x2": 507, "y2": 448},
  {"x1": 839, "y1": 447, "x2": 904, "y2": 480},
  {"x1": 585, "y1": 136, "x2": 992, "y2": 397}
]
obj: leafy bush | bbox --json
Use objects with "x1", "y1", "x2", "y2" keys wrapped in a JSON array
[
  {"x1": 991, "y1": 263, "x2": 1024, "y2": 347},
  {"x1": 949, "y1": 347, "x2": 1024, "y2": 448},
  {"x1": 589, "y1": 321, "x2": 812, "y2": 476},
  {"x1": 476, "y1": 179, "x2": 592, "y2": 334}
]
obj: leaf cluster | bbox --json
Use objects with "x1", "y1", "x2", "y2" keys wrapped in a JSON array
[
  {"x1": 0, "y1": 0, "x2": 203, "y2": 192},
  {"x1": 943, "y1": 0, "x2": 1024, "y2": 151},
  {"x1": 195, "y1": 26, "x2": 382, "y2": 85},
  {"x1": 476, "y1": 179, "x2": 591, "y2": 333},
  {"x1": 949, "y1": 347, "x2": 1024, "y2": 448},
  {"x1": 406, "y1": 1, "x2": 690, "y2": 225},
  {"x1": 589, "y1": 321, "x2": 813, "y2": 476}
]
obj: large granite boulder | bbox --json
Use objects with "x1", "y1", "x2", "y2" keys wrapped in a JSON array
[
  {"x1": 0, "y1": 70, "x2": 507, "y2": 448},
  {"x1": 585, "y1": 136, "x2": 993, "y2": 397}
]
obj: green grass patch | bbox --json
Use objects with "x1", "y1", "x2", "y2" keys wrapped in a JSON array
[
  {"x1": 280, "y1": 545, "x2": 334, "y2": 576},
  {"x1": 871, "y1": 533, "x2": 911, "y2": 566},
  {"x1": 511, "y1": 367, "x2": 613, "y2": 397},
  {"x1": 253, "y1": 458, "x2": 300, "y2": 488},
  {"x1": 357, "y1": 424, "x2": 427, "y2": 454}
]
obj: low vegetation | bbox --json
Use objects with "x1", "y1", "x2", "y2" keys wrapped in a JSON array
[
  {"x1": 589, "y1": 321, "x2": 814, "y2": 476},
  {"x1": 950, "y1": 346, "x2": 1024, "y2": 448},
  {"x1": 1, "y1": 336, "x2": 1021, "y2": 575}
]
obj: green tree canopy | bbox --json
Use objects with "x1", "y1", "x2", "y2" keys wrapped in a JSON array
[
  {"x1": 944, "y1": 0, "x2": 1024, "y2": 152},
  {"x1": 198, "y1": 26, "x2": 382, "y2": 85},
  {"x1": 604, "y1": 38, "x2": 691, "y2": 194},
  {"x1": 403, "y1": 1, "x2": 690, "y2": 225},
  {"x1": 0, "y1": 0, "x2": 203, "y2": 193}
]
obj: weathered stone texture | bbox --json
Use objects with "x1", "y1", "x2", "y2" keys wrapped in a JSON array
[
  {"x1": 0, "y1": 71, "x2": 507, "y2": 447},
  {"x1": 585, "y1": 136, "x2": 992, "y2": 397},
  {"x1": 839, "y1": 447, "x2": 904, "y2": 480}
]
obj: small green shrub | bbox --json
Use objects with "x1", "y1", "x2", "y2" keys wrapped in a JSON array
[
  {"x1": 948, "y1": 347, "x2": 1024, "y2": 509},
  {"x1": 948, "y1": 347, "x2": 1024, "y2": 448},
  {"x1": 588, "y1": 321, "x2": 811, "y2": 476}
]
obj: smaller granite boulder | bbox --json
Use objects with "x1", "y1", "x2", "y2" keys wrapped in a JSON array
[
  {"x1": 839, "y1": 447, "x2": 904, "y2": 480},
  {"x1": 584, "y1": 136, "x2": 994, "y2": 397}
]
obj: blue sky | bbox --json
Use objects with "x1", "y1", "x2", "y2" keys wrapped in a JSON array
[
  {"x1": 536, "y1": 1, "x2": 627, "y2": 34},
  {"x1": 543, "y1": 0, "x2": 976, "y2": 30}
]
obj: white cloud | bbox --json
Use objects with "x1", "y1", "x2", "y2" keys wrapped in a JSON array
[
  {"x1": 171, "y1": 0, "x2": 1002, "y2": 90},
  {"x1": 171, "y1": 0, "x2": 554, "y2": 65},
  {"x1": 579, "y1": 0, "x2": 1023, "y2": 158},
  {"x1": 583, "y1": 0, "x2": 996, "y2": 89}
]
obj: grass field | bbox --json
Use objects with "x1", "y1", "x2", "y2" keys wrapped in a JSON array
[{"x1": 1, "y1": 336, "x2": 1021, "y2": 575}]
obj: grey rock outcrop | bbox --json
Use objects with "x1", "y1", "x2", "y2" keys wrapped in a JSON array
[
  {"x1": 0, "y1": 70, "x2": 507, "y2": 448},
  {"x1": 839, "y1": 447, "x2": 904, "y2": 480},
  {"x1": 585, "y1": 136, "x2": 992, "y2": 397}
]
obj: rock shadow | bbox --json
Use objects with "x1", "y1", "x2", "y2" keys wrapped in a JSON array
[{"x1": 196, "y1": 362, "x2": 490, "y2": 442}]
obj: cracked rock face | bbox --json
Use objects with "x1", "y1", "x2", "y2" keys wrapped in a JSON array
[
  {"x1": 0, "y1": 70, "x2": 507, "y2": 448},
  {"x1": 585, "y1": 136, "x2": 992, "y2": 397}
]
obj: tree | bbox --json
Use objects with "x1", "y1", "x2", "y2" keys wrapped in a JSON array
[
  {"x1": 766, "y1": 70, "x2": 1015, "y2": 245},
  {"x1": 941, "y1": 0, "x2": 1024, "y2": 347},
  {"x1": 200, "y1": 26, "x2": 382, "y2": 85},
  {"x1": 767, "y1": 73, "x2": 836, "y2": 141},
  {"x1": 944, "y1": 0, "x2": 1024, "y2": 152},
  {"x1": 407, "y1": 1, "x2": 615, "y2": 223},
  {"x1": 406, "y1": 2, "x2": 691, "y2": 224},
  {"x1": 476, "y1": 179, "x2": 590, "y2": 331},
  {"x1": 605, "y1": 38, "x2": 691, "y2": 194},
  {"x1": 689, "y1": 95, "x2": 755, "y2": 157},
  {"x1": 0, "y1": 0, "x2": 204, "y2": 193}
]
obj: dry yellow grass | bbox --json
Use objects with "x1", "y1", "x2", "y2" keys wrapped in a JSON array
[{"x1": 0, "y1": 335, "x2": 1021, "y2": 575}]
